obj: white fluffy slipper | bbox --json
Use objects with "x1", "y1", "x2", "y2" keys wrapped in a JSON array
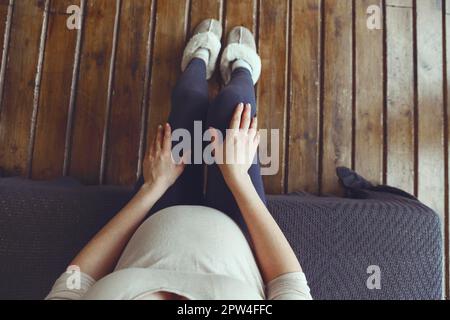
[
  {"x1": 220, "y1": 26, "x2": 261, "y2": 85},
  {"x1": 181, "y1": 19, "x2": 222, "y2": 80}
]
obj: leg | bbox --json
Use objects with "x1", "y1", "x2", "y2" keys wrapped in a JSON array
[
  {"x1": 205, "y1": 67, "x2": 267, "y2": 231},
  {"x1": 135, "y1": 58, "x2": 209, "y2": 214}
]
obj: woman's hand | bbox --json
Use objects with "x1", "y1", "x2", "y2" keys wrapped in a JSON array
[
  {"x1": 210, "y1": 103, "x2": 260, "y2": 186},
  {"x1": 68, "y1": 123, "x2": 182, "y2": 281},
  {"x1": 142, "y1": 123, "x2": 185, "y2": 197}
]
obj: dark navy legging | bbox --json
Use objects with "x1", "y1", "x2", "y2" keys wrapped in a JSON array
[{"x1": 135, "y1": 58, "x2": 266, "y2": 231}]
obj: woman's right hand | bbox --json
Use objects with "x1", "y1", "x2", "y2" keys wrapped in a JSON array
[
  {"x1": 210, "y1": 103, "x2": 260, "y2": 186},
  {"x1": 142, "y1": 123, "x2": 185, "y2": 198}
]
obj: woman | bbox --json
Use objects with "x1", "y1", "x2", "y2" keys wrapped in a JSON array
[{"x1": 46, "y1": 19, "x2": 312, "y2": 300}]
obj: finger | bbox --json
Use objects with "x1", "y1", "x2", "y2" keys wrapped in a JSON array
[
  {"x1": 154, "y1": 125, "x2": 163, "y2": 153},
  {"x1": 254, "y1": 130, "x2": 261, "y2": 145},
  {"x1": 176, "y1": 161, "x2": 186, "y2": 176},
  {"x1": 175, "y1": 150, "x2": 187, "y2": 172},
  {"x1": 230, "y1": 103, "x2": 244, "y2": 130},
  {"x1": 240, "y1": 104, "x2": 252, "y2": 131},
  {"x1": 248, "y1": 116, "x2": 258, "y2": 139},
  {"x1": 146, "y1": 126, "x2": 159, "y2": 157},
  {"x1": 144, "y1": 139, "x2": 152, "y2": 158},
  {"x1": 250, "y1": 116, "x2": 258, "y2": 130},
  {"x1": 162, "y1": 123, "x2": 172, "y2": 153}
]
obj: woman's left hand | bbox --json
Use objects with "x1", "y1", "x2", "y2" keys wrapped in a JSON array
[
  {"x1": 142, "y1": 123, "x2": 185, "y2": 197},
  {"x1": 210, "y1": 103, "x2": 260, "y2": 186}
]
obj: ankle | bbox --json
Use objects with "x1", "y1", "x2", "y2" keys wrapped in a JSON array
[
  {"x1": 232, "y1": 59, "x2": 253, "y2": 74},
  {"x1": 193, "y1": 48, "x2": 210, "y2": 66}
]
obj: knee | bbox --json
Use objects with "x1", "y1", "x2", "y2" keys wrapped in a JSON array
[
  {"x1": 213, "y1": 87, "x2": 245, "y2": 110},
  {"x1": 208, "y1": 90, "x2": 245, "y2": 129},
  {"x1": 172, "y1": 84, "x2": 208, "y2": 106}
]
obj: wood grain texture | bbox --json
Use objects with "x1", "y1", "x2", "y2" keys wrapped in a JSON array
[
  {"x1": 68, "y1": 0, "x2": 117, "y2": 184},
  {"x1": 354, "y1": 0, "x2": 384, "y2": 184},
  {"x1": 321, "y1": 0, "x2": 353, "y2": 195},
  {"x1": 416, "y1": 0, "x2": 445, "y2": 219},
  {"x1": 146, "y1": 0, "x2": 189, "y2": 150},
  {"x1": 190, "y1": 0, "x2": 222, "y2": 28},
  {"x1": 0, "y1": 0, "x2": 10, "y2": 70},
  {"x1": 31, "y1": 0, "x2": 80, "y2": 180},
  {"x1": 257, "y1": 0, "x2": 289, "y2": 194},
  {"x1": 386, "y1": 0, "x2": 415, "y2": 194},
  {"x1": 103, "y1": 0, "x2": 153, "y2": 186},
  {"x1": 287, "y1": 0, "x2": 321, "y2": 194},
  {"x1": 0, "y1": 0, "x2": 45, "y2": 176},
  {"x1": 224, "y1": 0, "x2": 256, "y2": 34}
]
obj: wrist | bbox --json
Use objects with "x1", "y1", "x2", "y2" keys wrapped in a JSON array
[
  {"x1": 139, "y1": 181, "x2": 167, "y2": 200},
  {"x1": 225, "y1": 172, "x2": 252, "y2": 191}
]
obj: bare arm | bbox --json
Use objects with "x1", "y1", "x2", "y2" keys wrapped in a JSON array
[
  {"x1": 70, "y1": 124, "x2": 184, "y2": 280},
  {"x1": 227, "y1": 176, "x2": 302, "y2": 283},
  {"x1": 211, "y1": 104, "x2": 302, "y2": 283}
]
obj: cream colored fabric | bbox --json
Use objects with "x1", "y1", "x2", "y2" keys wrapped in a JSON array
[{"x1": 46, "y1": 206, "x2": 312, "y2": 300}]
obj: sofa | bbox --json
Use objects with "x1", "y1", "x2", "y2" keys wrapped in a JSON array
[{"x1": 0, "y1": 169, "x2": 443, "y2": 300}]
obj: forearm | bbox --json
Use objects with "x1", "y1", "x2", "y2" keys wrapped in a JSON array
[
  {"x1": 69, "y1": 123, "x2": 184, "y2": 281},
  {"x1": 227, "y1": 175, "x2": 302, "y2": 283},
  {"x1": 70, "y1": 184, "x2": 162, "y2": 280}
]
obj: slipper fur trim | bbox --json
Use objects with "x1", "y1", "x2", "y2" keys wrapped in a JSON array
[
  {"x1": 220, "y1": 43, "x2": 262, "y2": 85},
  {"x1": 182, "y1": 32, "x2": 221, "y2": 80}
]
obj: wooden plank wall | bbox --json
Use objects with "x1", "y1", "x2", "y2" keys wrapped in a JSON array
[
  {"x1": 0, "y1": 0, "x2": 448, "y2": 298},
  {"x1": 321, "y1": 0, "x2": 353, "y2": 195},
  {"x1": 32, "y1": 0, "x2": 80, "y2": 180}
]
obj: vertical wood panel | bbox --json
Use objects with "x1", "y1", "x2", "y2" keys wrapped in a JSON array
[
  {"x1": 224, "y1": 0, "x2": 256, "y2": 34},
  {"x1": 257, "y1": 0, "x2": 289, "y2": 194},
  {"x1": 416, "y1": 0, "x2": 445, "y2": 222},
  {"x1": 288, "y1": 0, "x2": 321, "y2": 193},
  {"x1": 190, "y1": 0, "x2": 222, "y2": 28},
  {"x1": 31, "y1": 0, "x2": 80, "y2": 180},
  {"x1": 0, "y1": 0, "x2": 10, "y2": 69},
  {"x1": 321, "y1": 0, "x2": 353, "y2": 194},
  {"x1": 0, "y1": 0, "x2": 45, "y2": 176},
  {"x1": 68, "y1": 0, "x2": 117, "y2": 184},
  {"x1": 146, "y1": 0, "x2": 189, "y2": 147},
  {"x1": 354, "y1": 0, "x2": 384, "y2": 184},
  {"x1": 103, "y1": 0, "x2": 153, "y2": 186},
  {"x1": 386, "y1": 0, "x2": 415, "y2": 194}
]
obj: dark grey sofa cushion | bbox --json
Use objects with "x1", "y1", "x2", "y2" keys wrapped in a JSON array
[
  {"x1": 268, "y1": 193, "x2": 442, "y2": 300},
  {"x1": 0, "y1": 177, "x2": 442, "y2": 300},
  {"x1": 0, "y1": 178, "x2": 132, "y2": 300}
]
